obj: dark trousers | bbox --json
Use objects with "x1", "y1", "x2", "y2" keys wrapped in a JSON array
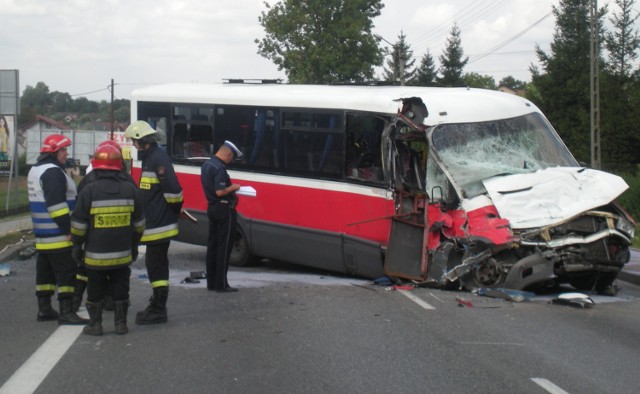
[
  {"x1": 206, "y1": 203, "x2": 237, "y2": 290},
  {"x1": 35, "y1": 250, "x2": 77, "y2": 300},
  {"x1": 86, "y1": 266, "x2": 131, "y2": 303},
  {"x1": 144, "y1": 241, "x2": 170, "y2": 288}
]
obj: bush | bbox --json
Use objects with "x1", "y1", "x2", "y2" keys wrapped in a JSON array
[{"x1": 618, "y1": 168, "x2": 640, "y2": 221}]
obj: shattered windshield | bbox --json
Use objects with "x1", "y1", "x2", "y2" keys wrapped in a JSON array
[{"x1": 431, "y1": 113, "x2": 578, "y2": 198}]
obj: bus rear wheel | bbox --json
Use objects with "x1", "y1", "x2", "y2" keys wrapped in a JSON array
[{"x1": 229, "y1": 228, "x2": 260, "y2": 267}]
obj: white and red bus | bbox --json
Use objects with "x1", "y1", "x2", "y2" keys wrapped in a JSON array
[{"x1": 129, "y1": 82, "x2": 634, "y2": 293}]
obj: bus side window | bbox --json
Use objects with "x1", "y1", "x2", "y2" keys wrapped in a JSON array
[
  {"x1": 346, "y1": 114, "x2": 384, "y2": 183},
  {"x1": 186, "y1": 114, "x2": 212, "y2": 158},
  {"x1": 173, "y1": 121, "x2": 188, "y2": 157}
]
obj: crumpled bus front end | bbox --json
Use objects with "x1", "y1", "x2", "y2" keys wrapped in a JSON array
[
  {"x1": 421, "y1": 111, "x2": 635, "y2": 293},
  {"x1": 431, "y1": 172, "x2": 635, "y2": 293}
]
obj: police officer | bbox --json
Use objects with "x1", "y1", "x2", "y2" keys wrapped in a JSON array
[
  {"x1": 125, "y1": 121, "x2": 183, "y2": 324},
  {"x1": 72, "y1": 139, "x2": 136, "y2": 313},
  {"x1": 27, "y1": 134, "x2": 88, "y2": 325},
  {"x1": 71, "y1": 144, "x2": 145, "y2": 335},
  {"x1": 201, "y1": 141, "x2": 242, "y2": 292}
]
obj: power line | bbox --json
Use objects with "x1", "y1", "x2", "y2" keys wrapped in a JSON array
[
  {"x1": 411, "y1": 0, "x2": 508, "y2": 51},
  {"x1": 468, "y1": 12, "x2": 552, "y2": 64},
  {"x1": 69, "y1": 86, "x2": 112, "y2": 98}
]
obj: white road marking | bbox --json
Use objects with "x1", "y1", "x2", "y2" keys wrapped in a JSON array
[
  {"x1": 0, "y1": 325, "x2": 84, "y2": 394},
  {"x1": 397, "y1": 289, "x2": 436, "y2": 310},
  {"x1": 531, "y1": 378, "x2": 570, "y2": 394}
]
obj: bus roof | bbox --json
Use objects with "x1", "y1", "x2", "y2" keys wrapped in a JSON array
[{"x1": 131, "y1": 83, "x2": 542, "y2": 125}]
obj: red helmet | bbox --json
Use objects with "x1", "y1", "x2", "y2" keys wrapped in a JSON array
[
  {"x1": 40, "y1": 134, "x2": 71, "y2": 153},
  {"x1": 97, "y1": 139, "x2": 122, "y2": 152},
  {"x1": 91, "y1": 144, "x2": 122, "y2": 171}
]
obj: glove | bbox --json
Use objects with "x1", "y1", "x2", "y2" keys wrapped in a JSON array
[
  {"x1": 131, "y1": 245, "x2": 139, "y2": 262},
  {"x1": 71, "y1": 245, "x2": 84, "y2": 266}
]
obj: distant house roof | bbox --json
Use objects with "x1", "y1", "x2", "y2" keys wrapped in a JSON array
[
  {"x1": 497, "y1": 86, "x2": 526, "y2": 97},
  {"x1": 21, "y1": 115, "x2": 71, "y2": 131}
]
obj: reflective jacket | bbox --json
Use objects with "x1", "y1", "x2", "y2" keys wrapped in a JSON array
[
  {"x1": 137, "y1": 144, "x2": 183, "y2": 244},
  {"x1": 27, "y1": 157, "x2": 77, "y2": 251},
  {"x1": 71, "y1": 171, "x2": 145, "y2": 269}
]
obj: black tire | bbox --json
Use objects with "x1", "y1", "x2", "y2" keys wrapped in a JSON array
[{"x1": 229, "y1": 228, "x2": 260, "y2": 267}]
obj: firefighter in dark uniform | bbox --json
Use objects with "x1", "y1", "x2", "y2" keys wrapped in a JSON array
[
  {"x1": 125, "y1": 120, "x2": 183, "y2": 324},
  {"x1": 27, "y1": 133, "x2": 88, "y2": 325},
  {"x1": 71, "y1": 144, "x2": 145, "y2": 335},
  {"x1": 201, "y1": 141, "x2": 242, "y2": 292},
  {"x1": 73, "y1": 139, "x2": 136, "y2": 313}
]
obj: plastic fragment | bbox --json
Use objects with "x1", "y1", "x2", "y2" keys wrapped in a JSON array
[
  {"x1": 550, "y1": 292, "x2": 594, "y2": 308},
  {"x1": 456, "y1": 297, "x2": 473, "y2": 307},
  {"x1": 473, "y1": 287, "x2": 535, "y2": 302}
]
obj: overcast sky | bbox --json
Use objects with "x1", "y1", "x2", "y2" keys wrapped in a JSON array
[{"x1": 2, "y1": 0, "x2": 634, "y2": 102}]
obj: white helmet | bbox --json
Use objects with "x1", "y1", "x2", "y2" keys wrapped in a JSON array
[{"x1": 125, "y1": 120, "x2": 157, "y2": 140}]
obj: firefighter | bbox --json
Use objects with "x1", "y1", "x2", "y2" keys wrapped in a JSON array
[
  {"x1": 125, "y1": 120, "x2": 183, "y2": 325},
  {"x1": 71, "y1": 144, "x2": 145, "y2": 335},
  {"x1": 72, "y1": 139, "x2": 136, "y2": 313},
  {"x1": 27, "y1": 133, "x2": 88, "y2": 325}
]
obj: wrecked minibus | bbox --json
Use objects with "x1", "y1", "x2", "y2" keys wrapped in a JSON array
[{"x1": 128, "y1": 83, "x2": 635, "y2": 293}]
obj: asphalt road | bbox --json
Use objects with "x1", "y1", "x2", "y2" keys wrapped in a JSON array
[{"x1": 1, "y1": 241, "x2": 640, "y2": 394}]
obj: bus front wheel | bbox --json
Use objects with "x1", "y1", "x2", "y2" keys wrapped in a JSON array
[{"x1": 230, "y1": 228, "x2": 260, "y2": 267}]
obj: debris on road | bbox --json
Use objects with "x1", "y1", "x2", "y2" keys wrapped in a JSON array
[
  {"x1": 550, "y1": 292, "x2": 595, "y2": 308},
  {"x1": 472, "y1": 288, "x2": 535, "y2": 302}
]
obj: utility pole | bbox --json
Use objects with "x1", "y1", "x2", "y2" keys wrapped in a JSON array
[
  {"x1": 110, "y1": 78, "x2": 115, "y2": 140},
  {"x1": 377, "y1": 35, "x2": 405, "y2": 85},
  {"x1": 590, "y1": 0, "x2": 601, "y2": 169}
]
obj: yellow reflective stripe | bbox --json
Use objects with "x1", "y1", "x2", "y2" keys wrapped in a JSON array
[
  {"x1": 50, "y1": 206, "x2": 70, "y2": 218},
  {"x1": 71, "y1": 228, "x2": 86, "y2": 236},
  {"x1": 165, "y1": 196, "x2": 183, "y2": 204},
  {"x1": 140, "y1": 228, "x2": 178, "y2": 243},
  {"x1": 90, "y1": 206, "x2": 135, "y2": 214},
  {"x1": 36, "y1": 284, "x2": 56, "y2": 292},
  {"x1": 84, "y1": 255, "x2": 132, "y2": 266},
  {"x1": 58, "y1": 286, "x2": 74, "y2": 294},
  {"x1": 151, "y1": 281, "x2": 169, "y2": 288},
  {"x1": 36, "y1": 240, "x2": 73, "y2": 250},
  {"x1": 140, "y1": 176, "x2": 159, "y2": 184},
  {"x1": 76, "y1": 274, "x2": 88, "y2": 282}
]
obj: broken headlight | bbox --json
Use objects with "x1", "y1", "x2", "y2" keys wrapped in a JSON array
[{"x1": 615, "y1": 216, "x2": 635, "y2": 239}]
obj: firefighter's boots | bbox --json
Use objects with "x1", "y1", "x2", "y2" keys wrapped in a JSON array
[
  {"x1": 135, "y1": 287, "x2": 168, "y2": 325},
  {"x1": 83, "y1": 301, "x2": 103, "y2": 336}
]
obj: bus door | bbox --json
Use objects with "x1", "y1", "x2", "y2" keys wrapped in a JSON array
[{"x1": 382, "y1": 98, "x2": 431, "y2": 281}]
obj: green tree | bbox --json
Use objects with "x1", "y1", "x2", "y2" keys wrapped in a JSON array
[
  {"x1": 409, "y1": 50, "x2": 438, "y2": 86},
  {"x1": 256, "y1": 0, "x2": 385, "y2": 84},
  {"x1": 498, "y1": 75, "x2": 527, "y2": 90},
  {"x1": 605, "y1": 0, "x2": 640, "y2": 80},
  {"x1": 437, "y1": 23, "x2": 469, "y2": 87},
  {"x1": 50, "y1": 91, "x2": 73, "y2": 113},
  {"x1": 381, "y1": 32, "x2": 416, "y2": 84},
  {"x1": 601, "y1": 0, "x2": 640, "y2": 172},
  {"x1": 21, "y1": 82, "x2": 52, "y2": 115},
  {"x1": 462, "y1": 72, "x2": 497, "y2": 89},
  {"x1": 70, "y1": 97, "x2": 99, "y2": 113},
  {"x1": 528, "y1": 0, "x2": 604, "y2": 163}
]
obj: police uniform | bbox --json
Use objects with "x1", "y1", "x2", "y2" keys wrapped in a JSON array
[
  {"x1": 201, "y1": 142, "x2": 241, "y2": 291},
  {"x1": 136, "y1": 143, "x2": 183, "y2": 323}
]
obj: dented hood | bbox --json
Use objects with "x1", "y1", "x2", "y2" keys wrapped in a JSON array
[{"x1": 482, "y1": 167, "x2": 628, "y2": 229}]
